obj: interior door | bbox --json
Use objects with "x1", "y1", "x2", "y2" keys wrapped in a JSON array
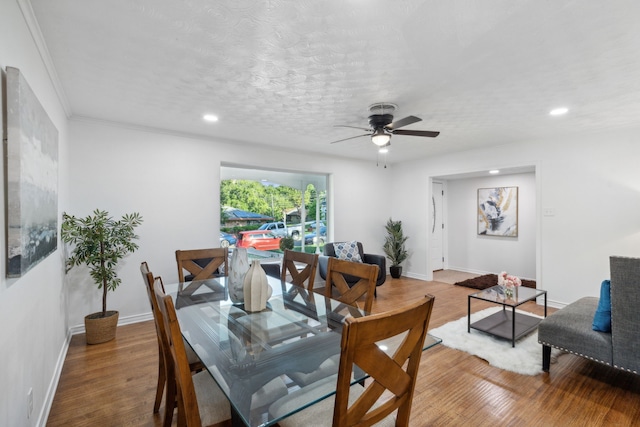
[{"x1": 431, "y1": 182, "x2": 444, "y2": 271}]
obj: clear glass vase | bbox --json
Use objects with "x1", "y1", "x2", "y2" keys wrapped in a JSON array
[{"x1": 503, "y1": 285, "x2": 514, "y2": 299}]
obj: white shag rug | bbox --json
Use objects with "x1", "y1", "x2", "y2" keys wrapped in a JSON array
[{"x1": 430, "y1": 307, "x2": 562, "y2": 376}]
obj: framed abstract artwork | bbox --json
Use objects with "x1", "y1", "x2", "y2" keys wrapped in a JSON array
[
  {"x1": 477, "y1": 187, "x2": 518, "y2": 237},
  {"x1": 6, "y1": 67, "x2": 59, "y2": 277}
]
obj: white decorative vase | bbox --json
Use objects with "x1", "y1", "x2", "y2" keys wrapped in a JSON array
[
  {"x1": 243, "y1": 260, "x2": 272, "y2": 312},
  {"x1": 229, "y1": 247, "x2": 250, "y2": 303}
]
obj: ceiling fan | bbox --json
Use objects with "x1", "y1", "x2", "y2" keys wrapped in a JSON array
[{"x1": 330, "y1": 103, "x2": 440, "y2": 147}]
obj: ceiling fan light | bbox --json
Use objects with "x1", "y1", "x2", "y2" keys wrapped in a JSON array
[{"x1": 371, "y1": 129, "x2": 391, "y2": 146}]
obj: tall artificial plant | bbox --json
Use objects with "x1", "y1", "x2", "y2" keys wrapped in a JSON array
[
  {"x1": 61, "y1": 209, "x2": 143, "y2": 317},
  {"x1": 383, "y1": 218, "x2": 408, "y2": 267}
]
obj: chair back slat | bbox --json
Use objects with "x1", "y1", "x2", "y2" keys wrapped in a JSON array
[
  {"x1": 325, "y1": 257, "x2": 378, "y2": 312},
  {"x1": 282, "y1": 250, "x2": 319, "y2": 291},
  {"x1": 176, "y1": 248, "x2": 228, "y2": 282}
]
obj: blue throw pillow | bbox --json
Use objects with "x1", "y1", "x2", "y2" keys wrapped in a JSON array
[{"x1": 592, "y1": 279, "x2": 611, "y2": 332}]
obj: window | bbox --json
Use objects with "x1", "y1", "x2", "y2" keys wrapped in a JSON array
[{"x1": 220, "y1": 165, "x2": 328, "y2": 254}]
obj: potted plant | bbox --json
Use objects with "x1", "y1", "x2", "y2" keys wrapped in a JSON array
[
  {"x1": 383, "y1": 218, "x2": 408, "y2": 279},
  {"x1": 61, "y1": 209, "x2": 143, "y2": 344}
]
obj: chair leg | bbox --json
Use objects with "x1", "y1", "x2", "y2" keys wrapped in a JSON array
[
  {"x1": 542, "y1": 345, "x2": 551, "y2": 372},
  {"x1": 154, "y1": 344, "x2": 166, "y2": 413},
  {"x1": 163, "y1": 377, "x2": 177, "y2": 427},
  {"x1": 176, "y1": 394, "x2": 187, "y2": 427}
]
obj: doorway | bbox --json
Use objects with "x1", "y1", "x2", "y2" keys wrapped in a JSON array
[
  {"x1": 429, "y1": 166, "x2": 538, "y2": 282},
  {"x1": 431, "y1": 182, "x2": 444, "y2": 271}
]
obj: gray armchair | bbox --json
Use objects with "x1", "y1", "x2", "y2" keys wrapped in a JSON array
[
  {"x1": 538, "y1": 256, "x2": 640, "y2": 374},
  {"x1": 318, "y1": 241, "x2": 386, "y2": 288}
]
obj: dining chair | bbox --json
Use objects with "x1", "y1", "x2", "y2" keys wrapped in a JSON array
[
  {"x1": 140, "y1": 262, "x2": 167, "y2": 415},
  {"x1": 176, "y1": 248, "x2": 229, "y2": 282},
  {"x1": 153, "y1": 276, "x2": 232, "y2": 427},
  {"x1": 288, "y1": 256, "x2": 375, "y2": 388},
  {"x1": 270, "y1": 295, "x2": 436, "y2": 427},
  {"x1": 140, "y1": 262, "x2": 205, "y2": 427},
  {"x1": 324, "y1": 256, "x2": 379, "y2": 313},
  {"x1": 282, "y1": 249, "x2": 319, "y2": 291},
  {"x1": 235, "y1": 250, "x2": 319, "y2": 349}
]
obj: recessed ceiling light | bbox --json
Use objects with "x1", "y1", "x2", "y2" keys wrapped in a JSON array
[
  {"x1": 549, "y1": 107, "x2": 568, "y2": 116},
  {"x1": 203, "y1": 114, "x2": 219, "y2": 122},
  {"x1": 489, "y1": 170, "x2": 500, "y2": 174}
]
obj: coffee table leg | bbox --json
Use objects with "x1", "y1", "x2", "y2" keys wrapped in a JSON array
[
  {"x1": 467, "y1": 296, "x2": 471, "y2": 333},
  {"x1": 512, "y1": 306, "x2": 516, "y2": 347}
]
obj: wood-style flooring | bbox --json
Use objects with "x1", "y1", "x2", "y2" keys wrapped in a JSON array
[{"x1": 47, "y1": 273, "x2": 640, "y2": 426}]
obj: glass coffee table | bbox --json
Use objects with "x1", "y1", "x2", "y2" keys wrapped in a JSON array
[{"x1": 468, "y1": 285, "x2": 547, "y2": 347}]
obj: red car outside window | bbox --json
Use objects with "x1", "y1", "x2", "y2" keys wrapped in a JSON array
[{"x1": 236, "y1": 231, "x2": 282, "y2": 251}]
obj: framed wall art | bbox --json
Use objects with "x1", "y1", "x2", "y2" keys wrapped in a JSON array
[
  {"x1": 6, "y1": 66, "x2": 59, "y2": 277},
  {"x1": 477, "y1": 186, "x2": 518, "y2": 237}
]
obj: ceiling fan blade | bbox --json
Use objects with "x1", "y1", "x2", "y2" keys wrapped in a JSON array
[
  {"x1": 387, "y1": 115, "x2": 422, "y2": 130},
  {"x1": 334, "y1": 124, "x2": 372, "y2": 132},
  {"x1": 330, "y1": 133, "x2": 370, "y2": 144},
  {"x1": 393, "y1": 129, "x2": 440, "y2": 138}
]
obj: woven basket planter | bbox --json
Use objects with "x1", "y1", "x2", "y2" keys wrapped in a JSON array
[{"x1": 84, "y1": 310, "x2": 119, "y2": 344}]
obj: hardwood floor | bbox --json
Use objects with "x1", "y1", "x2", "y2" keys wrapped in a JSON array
[{"x1": 47, "y1": 275, "x2": 640, "y2": 426}]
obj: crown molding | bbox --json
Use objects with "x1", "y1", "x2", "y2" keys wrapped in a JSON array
[{"x1": 18, "y1": 0, "x2": 72, "y2": 118}]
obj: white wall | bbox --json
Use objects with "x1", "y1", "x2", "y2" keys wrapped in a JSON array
[
  {"x1": 4, "y1": 1, "x2": 640, "y2": 424},
  {"x1": 65, "y1": 119, "x2": 393, "y2": 329},
  {"x1": 0, "y1": 1, "x2": 70, "y2": 426},
  {"x1": 391, "y1": 130, "x2": 640, "y2": 306},
  {"x1": 445, "y1": 172, "x2": 536, "y2": 279}
]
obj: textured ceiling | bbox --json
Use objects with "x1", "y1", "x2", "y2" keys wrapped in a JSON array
[{"x1": 29, "y1": 0, "x2": 640, "y2": 164}]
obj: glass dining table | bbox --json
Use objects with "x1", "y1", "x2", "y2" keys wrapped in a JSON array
[{"x1": 165, "y1": 275, "x2": 441, "y2": 427}]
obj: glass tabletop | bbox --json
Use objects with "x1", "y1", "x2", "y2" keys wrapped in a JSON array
[
  {"x1": 166, "y1": 275, "x2": 441, "y2": 427},
  {"x1": 469, "y1": 284, "x2": 546, "y2": 306}
]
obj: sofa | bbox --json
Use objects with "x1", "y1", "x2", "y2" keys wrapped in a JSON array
[
  {"x1": 538, "y1": 256, "x2": 640, "y2": 374},
  {"x1": 318, "y1": 241, "x2": 386, "y2": 288}
]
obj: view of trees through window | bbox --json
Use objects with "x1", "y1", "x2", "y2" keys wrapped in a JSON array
[{"x1": 220, "y1": 179, "x2": 326, "y2": 251}]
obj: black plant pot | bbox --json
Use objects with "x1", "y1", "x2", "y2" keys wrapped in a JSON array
[{"x1": 390, "y1": 265, "x2": 402, "y2": 279}]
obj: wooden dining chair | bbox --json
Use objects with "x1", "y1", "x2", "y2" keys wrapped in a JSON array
[
  {"x1": 324, "y1": 257, "x2": 379, "y2": 313},
  {"x1": 140, "y1": 262, "x2": 206, "y2": 427},
  {"x1": 282, "y1": 249, "x2": 319, "y2": 291},
  {"x1": 140, "y1": 262, "x2": 167, "y2": 415},
  {"x1": 176, "y1": 248, "x2": 229, "y2": 282},
  {"x1": 153, "y1": 276, "x2": 232, "y2": 427},
  {"x1": 270, "y1": 295, "x2": 435, "y2": 427}
]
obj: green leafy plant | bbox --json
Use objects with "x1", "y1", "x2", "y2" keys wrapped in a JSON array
[
  {"x1": 279, "y1": 235, "x2": 295, "y2": 251},
  {"x1": 383, "y1": 218, "x2": 408, "y2": 267},
  {"x1": 61, "y1": 209, "x2": 143, "y2": 317}
]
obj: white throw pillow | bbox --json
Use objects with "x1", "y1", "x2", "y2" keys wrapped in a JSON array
[{"x1": 334, "y1": 241, "x2": 362, "y2": 263}]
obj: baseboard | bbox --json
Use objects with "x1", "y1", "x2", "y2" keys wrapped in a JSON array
[
  {"x1": 68, "y1": 311, "x2": 154, "y2": 335},
  {"x1": 403, "y1": 271, "x2": 429, "y2": 281},
  {"x1": 546, "y1": 299, "x2": 566, "y2": 309},
  {"x1": 445, "y1": 266, "x2": 493, "y2": 276},
  {"x1": 118, "y1": 311, "x2": 154, "y2": 326},
  {"x1": 444, "y1": 266, "x2": 536, "y2": 282},
  {"x1": 38, "y1": 328, "x2": 72, "y2": 426}
]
